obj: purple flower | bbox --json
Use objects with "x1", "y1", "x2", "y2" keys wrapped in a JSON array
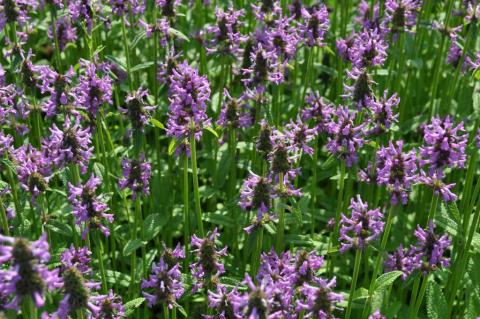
[
  {"x1": 205, "y1": 7, "x2": 246, "y2": 57},
  {"x1": 72, "y1": 60, "x2": 113, "y2": 119},
  {"x1": 239, "y1": 172, "x2": 274, "y2": 213},
  {"x1": 343, "y1": 67, "x2": 374, "y2": 109},
  {"x1": 109, "y1": 0, "x2": 144, "y2": 16},
  {"x1": 384, "y1": 245, "x2": 417, "y2": 280},
  {"x1": 60, "y1": 244, "x2": 92, "y2": 274},
  {"x1": 265, "y1": 16, "x2": 299, "y2": 61},
  {"x1": 365, "y1": 90, "x2": 399, "y2": 135},
  {"x1": 42, "y1": 115, "x2": 93, "y2": 174},
  {"x1": 233, "y1": 274, "x2": 274, "y2": 319},
  {"x1": 157, "y1": 49, "x2": 181, "y2": 85},
  {"x1": 356, "y1": 0, "x2": 380, "y2": 29},
  {"x1": 166, "y1": 61, "x2": 211, "y2": 154},
  {"x1": 118, "y1": 154, "x2": 151, "y2": 198},
  {"x1": 297, "y1": 277, "x2": 343, "y2": 319},
  {"x1": 242, "y1": 43, "x2": 284, "y2": 87},
  {"x1": 216, "y1": 89, "x2": 254, "y2": 129},
  {"x1": 157, "y1": 0, "x2": 181, "y2": 17},
  {"x1": 256, "y1": 119, "x2": 274, "y2": 157},
  {"x1": 0, "y1": 234, "x2": 60, "y2": 310},
  {"x1": 326, "y1": 106, "x2": 366, "y2": 167},
  {"x1": 301, "y1": 92, "x2": 334, "y2": 133},
  {"x1": 89, "y1": 290, "x2": 125, "y2": 318},
  {"x1": 417, "y1": 171, "x2": 458, "y2": 202},
  {"x1": 299, "y1": 4, "x2": 329, "y2": 47},
  {"x1": 12, "y1": 145, "x2": 51, "y2": 203},
  {"x1": 0, "y1": 132, "x2": 13, "y2": 158},
  {"x1": 420, "y1": 116, "x2": 467, "y2": 176},
  {"x1": 383, "y1": 0, "x2": 421, "y2": 34},
  {"x1": 289, "y1": 0, "x2": 303, "y2": 20},
  {"x1": 160, "y1": 243, "x2": 185, "y2": 268},
  {"x1": 349, "y1": 28, "x2": 388, "y2": 68},
  {"x1": 412, "y1": 221, "x2": 451, "y2": 273},
  {"x1": 376, "y1": 140, "x2": 418, "y2": 205},
  {"x1": 0, "y1": 83, "x2": 29, "y2": 130},
  {"x1": 142, "y1": 256, "x2": 184, "y2": 309},
  {"x1": 36, "y1": 66, "x2": 75, "y2": 117},
  {"x1": 68, "y1": 174, "x2": 113, "y2": 238},
  {"x1": 369, "y1": 309, "x2": 386, "y2": 319},
  {"x1": 190, "y1": 228, "x2": 228, "y2": 292},
  {"x1": 139, "y1": 18, "x2": 170, "y2": 46},
  {"x1": 68, "y1": 0, "x2": 98, "y2": 31},
  {"x1": 287, "y1": 250, "x2": 324, "y2": 288},
  {"x1": 48, "y1": 17, "x2": 77, "y2": 52},
  {"x1": 119, "y1": 88, "x2": 155, "y2": 130},
  {"x1": 0, "y1": 0, "x2": 37, "y2": 32},
  {"x1": 284, "y1": 118, "x2": 317, "y2": 156},
  {"x1": 339, "y1": 195, "x2": 384, "y2": 252},
  {"x1": 206, "y1": 285, "x2": 242, "y2": 319},
  {"x1": 56, "y1": 257, "x2": 102, "y2": 319}
]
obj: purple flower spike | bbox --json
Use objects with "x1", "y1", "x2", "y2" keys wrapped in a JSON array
[
  {"x1": 206, "y1": 285, "x2": 242, "y2": 319},
  {"x1": 418, "y1": 171, "x2": 458, "y2": 202},
  {"x1": 12, "y1": 145, "x2": 51, "y2": 203},
  {"x1": 369, "y1": 309, "x2": 386, "y2": 319},
  {"x1": 299, "y1": 4, "x2": 329, "y2": 47},
  {"x1": 233, "y1": 274, "x2": 274, "y2": 319},
  {"x1": 420, "y1": 116, "x2": 467, "y2": 177},
  {"x1": 242, "y1": 43, "x2": 284, "y2": 87},
  {"x1": 297, "y1": 277, "x2": 343, "y2": 319},
  {"x1": 190, "y1": 228, "x2": 228, "y2": 292},
  {"x1": 48, "y1": 17, "x2": 77, "y2": 52},
  {"x1": 365, "y1": 90, "x2": 400, "y2": 135},
  {"x1": 216, "y1": 89, "x2": 254, "y2": 130},
  {"x1": 119, "y1": 88, "x2": 155, "y2": 130},
  {"x1": 205, "y1": 7, "x2": 246, "y2": 57},
  {"x1": 349, "y1": 29, "x2": 388, "y2": 68},
  {"x1": 339, "y1": 195, "x2": 384, "y2": 253},
  {"x1": 72, "y1": 60, "x2": 113, "y2": 119},
  {"x1": 412, "y1": 221, "x2": 451, "y2": 273},
  {"x1": 36, "y1": 66, "x2": 75, "y2": 117},
  {"x1": 326, "y1": 106, "x2": 366, "y2": 167},
  {"x1": 166, "y1": 60, "x2": 211, "y2": 155},
  {"x1": 239, "y1": 172, "x2": 274, "y2": 213},
  {"x1": 119, "y1": 154, "x2": 151, "y2": 199},
  {"x1": 142, "y1": 257, "x2": 184, "y2": 309},
  {"x1": 284, "y1": 118, "x2": 317, "y2": 156},
  {"x1": 42, "y1": 115, "x2": 93, "y2": 174},
  {"x1": 376, "y1": 140, "x2": 418, "y2": 205},
  {"x1": 384, "y1": 245, "x2": 417, "y2": 280},
  {"x1": 383, "y1": 0, "x2": 421, "y2": 35},
  {"x1": 60, "y1": 244, "x2": 92, "y2": 274},
  {"x1": 302, "y1": 92, "x2": 334, "y2": 133},
  {"x1": 343, "y1": 67, "x2": 374, "y2": 109},
  {"x1": 0, "y1": 234, "x2": 60, "y2": 310},
  {"x1": 89, "y1": 290, "x2": 125, "y2": 318},
  {"x1": 68, "y1": 174, "x2": 113, "y2": 239}
]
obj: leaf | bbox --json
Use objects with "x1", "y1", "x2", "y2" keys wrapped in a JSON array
[
  {"x1": 204, "y1": 126, "x2": 219, "y2": 138},
  {"x1": 105, "y1": 270, "x2": 131, "y2": 287},
  {"x1": 124, "y1": 298, "x2": 145, "y2": 316},
  {"x1": 373, "y1": 271, "x2": 403, "y2": 291},
  {"x1": 426, "y1": 280, "x2": 447, "y2": 319},
  {"x1": 321, "y1": 155, "x2": 336, "y2": 170},
  {"x1": 150, "y1": 118, "x2": 165, "y2": 129},
  {"x1": 46, "y1": 220, "x2": 72, "y2": 237},
  {"x1": 144, "y1": 213, "x2": 165, "y2": 241},
  {"x1": 123, "y1": 239, "x2": 144, "y2": 256},
  {"x1": 353, "y1": 287, "x2": 369, "y2": 300},
  {"x1": 168, "y1": 139, "x2": 179, "y2": 156},
  {"x1": 447, "y1": 202, "x2": 461, "y2": 224},
  {"x1": 214, "y1": 151, "x2": 232, "y2": 188},
  {"x1": 131, "y1": 61, "x2": 154, "y2": 73},
  {"x1": 130, "y1": 30, "x2": 147, "y2": 49},
  {"x1": 168, "y1": 27, "x2": 189, "y2": 42}
]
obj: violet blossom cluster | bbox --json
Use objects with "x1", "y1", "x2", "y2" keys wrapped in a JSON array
[{"x1": 118, "y1": 153, "x2": 152, "y2": 198}]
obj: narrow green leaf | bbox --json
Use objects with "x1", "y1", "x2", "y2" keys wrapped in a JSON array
[
  {"x1": 124, "y1": 298, "x2": 145, "y2": 316},
  {"x1": 150, "y1": 118, "x2": 165, "y2": 129},
  {"x1": 204, "y1": 126, "x2": 219, "y2": 138},
  {"x1": 123, "y1": 239, "x2": 144, "y2": 256},
  {"x1": 46, "y1": 220, "x2": 72, "y2": 237},
  {"x1": 168, "y1": 27, "x2": 189, "y2": 42},
  {"x1": 373, "y1": 271, "x2": 403, "y2": 291},
  {"x1": 131, "y1": 61, "x2": 154, "y2": 73},
  {"x1": 144, "y1": 213, "x2": 166, "y2": 240}
]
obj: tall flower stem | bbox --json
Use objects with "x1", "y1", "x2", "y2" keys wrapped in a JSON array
[
  {"x1": 49, "y1": 6, "x2": 62, "y2": 71},
  {"x1": 228, "y1": 128, "x2": 239, "y2": 255},
  {"x1": 163, "y1": 305, "x2": 170, "y2": 319},
  {"x1": 251, "y1": 226, "x2": 264, "y2": 276},
  {"x1": 0, "y1": 198, "x2": 9, "y2": 235},
  {"x1": 411, "y1": 274, "x2": 430, "y2": 319},
  {"x1": 183, "y1": 155, "x2": 190, "y2": 266},
  {"x1": 361, "y1": 205, "x2": 395, "y2": 318},
  {"x1": 94, "y1": 231, "x2": 108, "y2": 293},
  {"x1": 121, "y1": 19, "x2": 133, "y2": 90},
  {"x1": 346, "y1": 249, "x2": 362, "y2": 319},
  {"x1": 275, "y1": 173, "x2": 285, "y2": 254},
  {"x1": 190, "y1": 133, "x2": 204, "y2": 237},
  {"x1": 425, "y1": 194, "x2": 439, "y2": 226},
  {"x1": 310, "y1": 139, "x2": 318, "y2": 235}
]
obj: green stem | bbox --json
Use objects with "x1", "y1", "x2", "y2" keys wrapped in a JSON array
[
  {"x1": 0, "y1": 197, "x2": 10, "y2": 236},
  {"x1": 426, "y1": 194, "x2": 439, "y2": 226},
  {"x1": 346, "y1": 249, "x2": 362, "y2": 319},
  {"x1": 251, "y1": 226, "x2": 264, "y2": 275},
  {"x1": 275, "y1": 173, "x2": 285, "y2": 253},
  {"x1": 121, "y1": 19, "x2": 133, "y2": 90},
  {"x1": 361, "y1": 205, "x2": 395, "y2": 318},
  {"x1": 411, "y1": 275, "x2": 430, "y2": 319},
  {"x1": 94, "y1": 231, "x2": 108, "y2": 293},
  {"x1": 190, "y1": 133, "x2": 204, "y2": 237},
  {"x1": 183, "y1": 155, "x2": 190, "y2": 267},
  {"x1": 310, "y1": 139, "x2": 318, "y2": 235}
]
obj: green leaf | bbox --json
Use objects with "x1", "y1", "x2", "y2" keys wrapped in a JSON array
[
  {"x1": 124, "y1": 298, "x2": 145, "y2": 316},
  {"x1": 447, "y1": 202, "x2": 461, "y2": 224},
  {"x1": 150, "y1": 118, "x2": 165, "y2": 129},
  {"x1": 168, "y1": 139, "x2": 179, "y2": 156},
  {"x1": 321, "y1": 155, "x2": 336, "y2": 170},
  {"x1": 131, "y1": 62, "x2": 154, "y2": 73},
  {"x1": 130, "y1": 30, "x2": 147, "y2": 49},
  {"x1": 426, "y1": 280, "x2": 447, "y2": 319},
  {"x1": 168, "y1": 27, "x2": 189, "y2": 42},
  {"x1": 105, "y1": 270, "x2": 131, "y2": 287},
  {"x1": 46, "y1": 220, "x2": 72, "y2": 237},
  {"x1": 373, "y1": 271, "x2": 403, "y2": 291},
  {"x1": 204, "y1": 126, "x2": 219, "y2": 138},
  {"x1": 353, "y1": 287, "x2": 369, "y2": 300},
  {"x1": 144, "y1": 213, "x2": 165, "y2": 241},
  {"x1": 123, "y1": 239, "x2": 144, "y2": 256}
]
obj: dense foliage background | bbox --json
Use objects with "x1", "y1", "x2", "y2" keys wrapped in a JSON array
[{"x1": 0, "y1": 0, "x2": 480, "y2": 318}]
